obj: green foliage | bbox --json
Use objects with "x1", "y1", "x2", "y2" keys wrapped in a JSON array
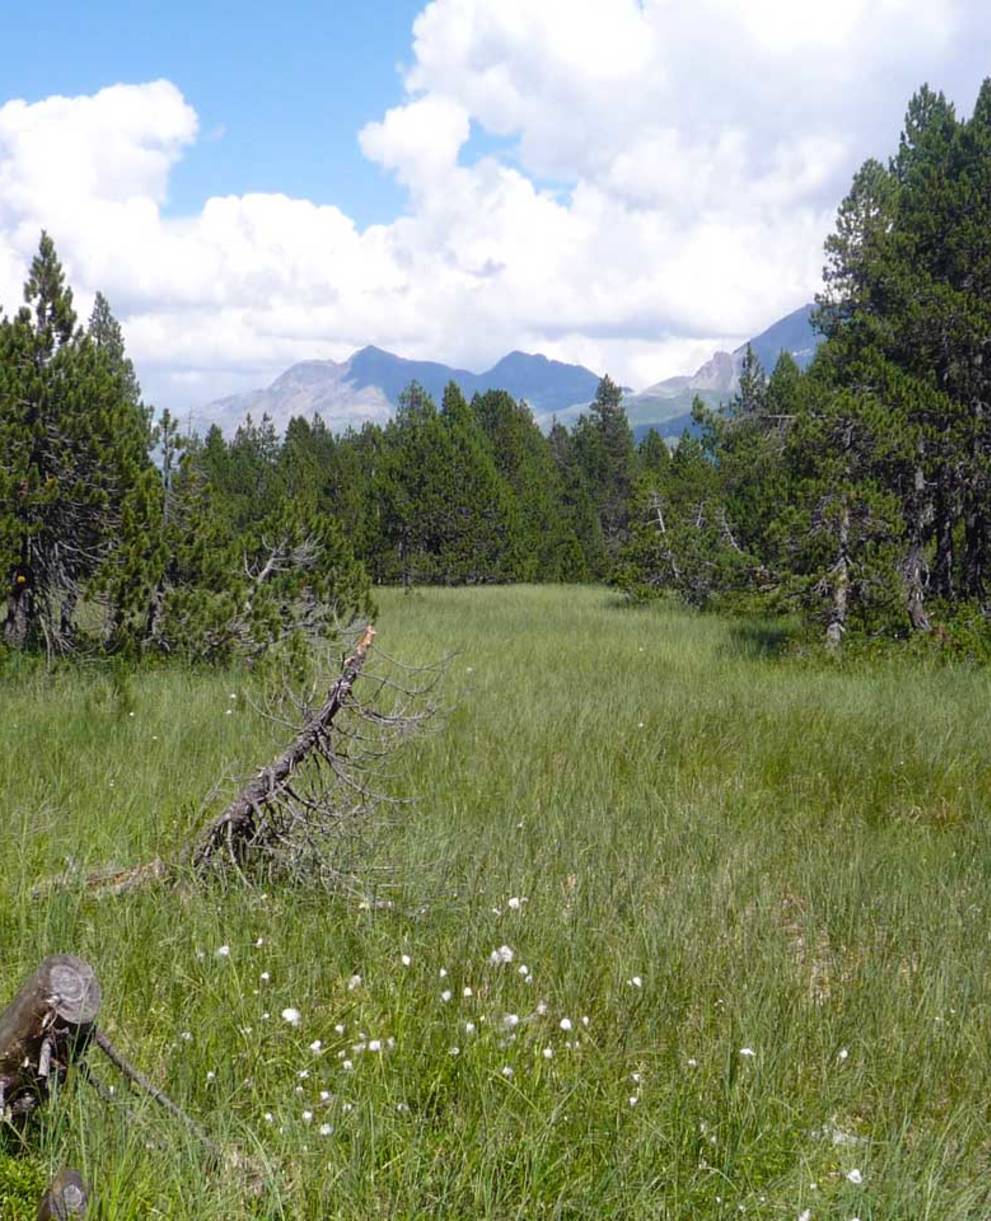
[
  {"x1": 0, "y1": 234, "x2": 152, "y2": 654},
  {"x1": 0, "y1": 1153, "x2": 45, "y2": 1220}
]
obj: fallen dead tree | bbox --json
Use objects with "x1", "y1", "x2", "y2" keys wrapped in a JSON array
[{"x1": 36, "y1": 623, "x2": 443, "y2": 898}]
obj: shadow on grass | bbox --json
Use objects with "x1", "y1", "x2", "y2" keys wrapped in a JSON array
[{"x1": 725, "y1": 619, "x2": 795, "y2": 660}]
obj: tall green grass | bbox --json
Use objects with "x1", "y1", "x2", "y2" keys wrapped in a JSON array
[{"x1": 1, "y1": 586, "x2": 989, "y2": 1217}]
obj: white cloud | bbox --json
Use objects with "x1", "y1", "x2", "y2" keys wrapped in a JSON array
[{"x1": 0, "y1": 0, "x2": 986, "y2": 424}]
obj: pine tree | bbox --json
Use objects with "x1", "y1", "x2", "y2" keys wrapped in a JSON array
[
  {"x1": 0, "y1": 234, "x2": 151, "y2": 653},
  {"x1": 571, "y1": 374, "x2": 636, "y2": 560}
]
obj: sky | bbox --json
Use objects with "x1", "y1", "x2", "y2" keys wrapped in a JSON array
[{"x1": 0, "y1": 0, "x2": 988, "y2": 416}]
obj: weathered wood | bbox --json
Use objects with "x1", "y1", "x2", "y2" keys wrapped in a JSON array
[
  {"x1": 37, "y1": 1169, "x2": 90, "y2": 1219},
  {"x1": 190, "y1": 624, "x2": 376, "y2": 869},
  {"x1": 0, "y1": 956, "x2": 100, "y2": 1116}
]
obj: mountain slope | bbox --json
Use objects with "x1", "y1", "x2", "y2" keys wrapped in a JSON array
[
  {"x1": 622, "y1": 303, "x2": 821, "y2": 436},
  {"x1": 198, "y1": 303, "x2": 821, "y2": 437},
  {"x1": 202, "y1": 347, "x2": 603, "y2": 435}
]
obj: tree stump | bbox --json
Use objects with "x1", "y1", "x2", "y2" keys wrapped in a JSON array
[
  {"x1": 36, "y1": 1168, "x2": 90, "y2": 1218},
  {"x1": 0, "y1": 956, "x2": 101, "y2": 1118}
]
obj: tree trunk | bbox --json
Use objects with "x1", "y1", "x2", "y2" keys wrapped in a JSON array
[
  {"x1": 903, "y1": 462, "x2": 931, "y2": 631},
  {"x1": 933, "y1": 494, "x2": 955, "y2": 600},
  {"x1": 4, "y1": 582, "x2": 31, "y2": 649},
  {"x1": 962, "y1": 494, "x2": 987, "y2": 602},
  {"x1": 0, "y1": 956, "x2": 101, "y2": 1118},
  {"x1": 37, "y1": 1169, "x2": 90, "y2": 1219},
  {"x1": 904, "y1": 541, "x2": 931, "y2": 632},
  {"x1": 825, "y1": 504, "x2": 849, "y2": 651}
]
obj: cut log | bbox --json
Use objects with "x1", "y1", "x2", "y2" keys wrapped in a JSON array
[
  {"x1": 189, "y1": 624, "x2": 376, "y2": 870},
  {"x1": 37, "y1": 1169, "x2": 90, "y2": 1219},
  {"x1": 0, "y1": 956, "x2": 101, "y2": 1117}
]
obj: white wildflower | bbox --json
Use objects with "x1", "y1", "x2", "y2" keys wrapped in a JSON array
[
  {"x1": 309, "y1": 1040, "x2": 322, "y2": 1053},
  {"x1": 206, "y1": 1071, "x2": 215, "y2": 1083},
  {"x1": 500, "y1": 1066, "x2": 514, "y2": 1078},
  {"x1": 215, "y1": 945, "x2": 230, "y2": 958},
  {"x1": 628, "y1": 976, "x2": 642, "y2": 988},
  {"x1": 298, "y1": 1069, "x2": 309, "y2": 1080},
  {"x1": 281, "y1": 1008, "x2": 302, "y2": 1027},
  {"x1": 263, "y1": 1112, "x2": 273, "y2": 1123},
  {"x1": 559, "y1": 1018, "x2": 573, "y2": 1032},
  {"x1": 503, "y1": 1014, "x2": 520, "y2": 1029},
  {"x1": 319, "y1": 1123, "x2": 333, "y2": 1136},
  {"x1": 846, "y1": 1169, "x2": 863, "y2": 1185},
  {"x1": 464, "y1": 1022, "x2": 477, "y2": 1035},
  {"x1": 439, "y1": 968, "x2": 448, "y2": 978},
  {"x1": 838, "y1": 1047, "x2": 849, "y2": 1061},
  {"x1": 739, "y1": 1047, "x2": 756, "y2": 1058},
  {"x1": 302, "y1": 1110, "x2": 313, "y2": 1123},
  {"x1": 368, "y1": 1039, "x2": 382, "y2": 1053},
  {"x1": 489, "y1": 945, "x2": 515, "y2": 965},
  {"x1": 342, "y1": 1060, "x2": 354, "y2": 1071},
  {"x1": 347, "y1": 974, "x2": 362, "y2": 991},
  {"x1": 542, "y1": 1046, "x2": 554, "y2": 1059},
  {"x1": 334, "y1": 1023, "x2": 345, "y2": 1035},
  {"x1": 507, "y1": 897, "x2": 523, "y2": 910},
  {"x1": 441, "y1": 990, "x2": 452, "y2": 1003},
  {"x1": 463, "y1": 986, "x2": 473, "y2": 998},
  {"x1": 449, "y1": 1046, "x2": 460, "y2": 1056},
  {"x1": 628, "y1": 1095, "x2": 639, "y2": 1107},
  {"x1": 401, "y1": 954, "x2": 412, "y2": 967}
]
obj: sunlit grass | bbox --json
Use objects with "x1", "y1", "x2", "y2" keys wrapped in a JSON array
[{"x1": 1, "y1": 585, "x2": 989, "y2": 1216}]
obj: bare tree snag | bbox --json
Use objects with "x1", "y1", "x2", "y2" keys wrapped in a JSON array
[
  {"x1": 37, "y1": 1169, "x2": 90, "y2": 1219},
  {"x1": 0, "y1": 956, "x2": 100, "y2": 1118},
  {"x1": 189, "y1": 624, "x2": 376, "y2": 871}
]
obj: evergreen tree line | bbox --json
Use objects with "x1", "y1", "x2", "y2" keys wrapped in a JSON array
[
  {"x1": 0, "y1": 234, "x2": 654, "y2": 662},
  {"x1": 0, "y1": 234, "x2": 372, "y2": 663},
  {"x1": 196, "y1": 371, "x2": 646, "y2": 592},
  {"x1": 618, "y1": 82, "x2": 991, "y2": 653},
  {"x1": 4, "y1": 81, "x2": 988, "y2": 660}
]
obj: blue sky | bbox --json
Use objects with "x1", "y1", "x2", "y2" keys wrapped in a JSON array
[
  {"x1": 4, "y1": 0, "x2": 425, "y2": 225},
  {"x1": 1, "y1": 0, "x2": 988, "y2": 421}
]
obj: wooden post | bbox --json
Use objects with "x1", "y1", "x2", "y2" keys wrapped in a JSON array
[
  {"x1": 37, "y1": 1169, "x2": 90, "y2": 1219},
  {"x1": 0, "y1": 956, "x2": 101, "y2": 1118}
]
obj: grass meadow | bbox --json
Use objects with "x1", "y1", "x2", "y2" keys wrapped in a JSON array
[{"x1": 1, "y1": 585, "x2": 990, "y2": 1218}]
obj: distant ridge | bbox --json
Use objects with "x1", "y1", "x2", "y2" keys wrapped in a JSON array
[
  {"x1": 202, "y1": 347, "x2": 603, "y2": 435},
  {"x1": 198, "y1": 304, "x2": 821, "y2": 438},
  {"x1": 622, "y1": 304, "x2": 821, "y2": 437}
]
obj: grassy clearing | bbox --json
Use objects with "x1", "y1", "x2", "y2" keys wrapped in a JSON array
[{"x1": 1, "y1": 585, "x2": 990, "y2": 1217}]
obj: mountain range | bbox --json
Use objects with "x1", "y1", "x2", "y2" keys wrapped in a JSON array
[{"x1": 201, "y1": 303, "x2": 820, "y2": 439}]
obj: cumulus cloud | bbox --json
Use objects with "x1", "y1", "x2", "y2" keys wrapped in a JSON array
[{"x1": 0, "y1": 1, "x2": 986, "y2": 420}]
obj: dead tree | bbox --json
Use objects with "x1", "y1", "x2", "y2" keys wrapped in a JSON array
[
  {"x1": 0, "y1": 956, "x2": 100, "y2": 1120},
  {"x1": 189, "y1": 623, "x2": 377, "y2": 872},
  {"x1": 37, "y1": 622, "x2": 443, "y2": 897}
]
